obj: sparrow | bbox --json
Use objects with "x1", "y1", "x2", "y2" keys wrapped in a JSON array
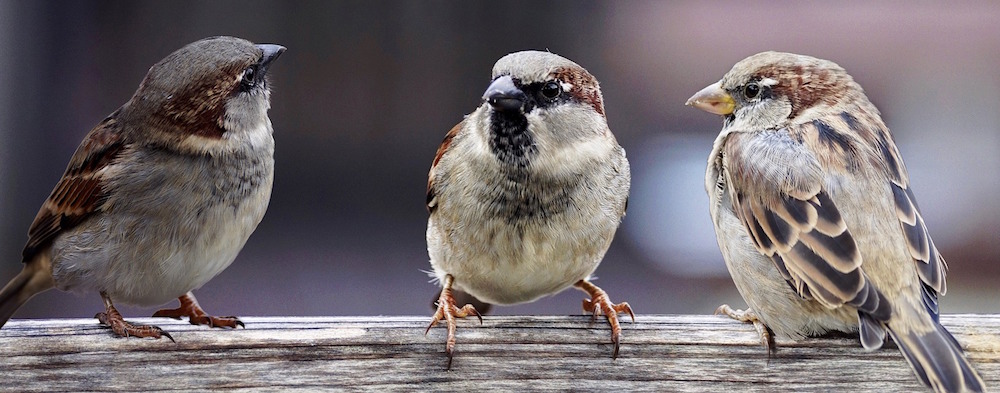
[
  {"x1": 0, "y1": 36, "x2": 285, "y2": 340},
  {"x1": 425, "y1": 50, "x2": 632, "y2": 367},
  {"x1": 688, "y1": 51, "x2": 985, "y2": 392}
]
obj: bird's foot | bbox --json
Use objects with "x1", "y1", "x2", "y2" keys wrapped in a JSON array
[
  {"x1": 715, "y1": 304, "x2": 775, "y2": 355},
  {"x1": 95, "y1": 298, "x2": 173, "y2": 342},
  {"x1": 426, "y1": 275, "x2": 481, "y2": 370},
  {"x1": 575, "y1": 279, "x2": 634, "y2": 359},
  {"x1": 153, "y1": 292, "x2": 243, "y2": 329}
]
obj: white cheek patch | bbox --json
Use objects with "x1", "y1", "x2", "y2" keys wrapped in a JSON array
[
  {"x1": 730, "y1": 97, "x2": 792, "y2": 132},
  {"x1": 244, "y1": 117, "x2": 273, "y2": 148}
]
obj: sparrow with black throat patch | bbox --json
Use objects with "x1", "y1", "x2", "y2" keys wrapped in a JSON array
[
  {"x1": 0, "y1": 36, "x2": 284, "y2": 340},
  {"x1": 425, "y1": 50, "x2": 632, "y2": 368},
  {"x1": 688, "y1": 51, "x2": 985, "y2": 392}
]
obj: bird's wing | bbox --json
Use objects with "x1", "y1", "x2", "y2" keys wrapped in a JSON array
[
  {"x1": 426, "y1": 122, "x2": 462, "y2": 214},
  {"x1": 22, "y1": 115, "x2": 127, "y2": 261},
  {"x1": 843, "y1": 112, "x2": 947, "y2": 317},
  {"x1": 722, "y1": 129, "x2": 892, "y2": 329}
]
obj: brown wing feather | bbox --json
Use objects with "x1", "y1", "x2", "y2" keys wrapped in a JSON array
[
  {"x1": 426, "y1": 122, "x2": 462, "y2": 213},
  {"x1": 842, "y1": 111, "x2": 947, "y2": 302},
  {"x1": 22, "y1": 117, "x2": 127, "y2": 261},
  {"x1": 725, "y1": 130, "x2": 890, "y2": 321}
]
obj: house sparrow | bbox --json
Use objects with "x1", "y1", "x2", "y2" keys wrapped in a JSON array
[
  {"x1": 425, "y1": 50, "x2": 632, "y2": 367},
  {"x1": 688, "y1": 51, "x2": 985, "y2": 392},
  {"x1": 0, "y1": 36, "x2": 284, "y2": 340}
]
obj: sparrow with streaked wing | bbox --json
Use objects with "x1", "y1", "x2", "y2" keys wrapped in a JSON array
[
  {"x1": 0, "y1": 36, "x2": 284, "y2": 340},
  {"x1": 426, "y1": 51, "x2": 632, "y2": 368},
  {"x1": 688, "y1": 51, "x2": 984, "y2": 392}
]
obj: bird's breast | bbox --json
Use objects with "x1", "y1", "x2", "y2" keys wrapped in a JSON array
[{"x1": 50, "y1": 134, "x2": 275, "y2": 306}]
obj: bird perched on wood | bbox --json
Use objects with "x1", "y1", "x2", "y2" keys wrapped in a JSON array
[
  {"x1": 0, "y1": 36, "x2": 285, "y2": 340},
  {"x1": 688, "y1": 51, "x2": 985, "y2": 392},
  {"x1": 425, "y1": 50, "x2": 632, "y2": 368}
]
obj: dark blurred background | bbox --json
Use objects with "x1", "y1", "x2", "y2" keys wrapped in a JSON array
[{"x1": 0, "y1": 1, "x2": 997, "y2": 320}]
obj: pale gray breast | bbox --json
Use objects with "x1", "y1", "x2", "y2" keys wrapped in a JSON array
[
  {"x1": 482, "y1": 169, "x2": 583, "y2": 223},
  {"x1": 49, "y1": 139, "x2": 274, "y2": 301},
  {"x1": 111, "y1": 143, "x2": 274, "y2": 218}
]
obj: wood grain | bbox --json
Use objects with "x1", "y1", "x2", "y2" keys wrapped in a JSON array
[{"x1": 1, "y1": 315, "x2": 997, "y2": 392}]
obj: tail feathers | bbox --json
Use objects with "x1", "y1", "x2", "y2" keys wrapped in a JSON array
[
  {"x1": 890, "y1": 321, "x2": 986, "y2": 393},
  {"x1": 0, "y1": 257, "x2": 55, "y2": 328}
]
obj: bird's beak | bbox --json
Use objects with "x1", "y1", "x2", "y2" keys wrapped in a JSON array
[
  {"x1": 686, "y1": 81, "x2": 735, "y2": 115},
  {"x1": 255, "y1": 44, "x2": 286, "y2": 77},
  {"x1": 483, "y1": 75, "x2": 526, "y2": 112}
]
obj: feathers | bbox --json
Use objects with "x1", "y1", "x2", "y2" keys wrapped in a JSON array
[
  {"x1": 427, "y1": 122, "x2": 461, "y2": 213},
  {"x1": 1, "y1": 36, "x2": 281, "y2": 340},
  {"x1": 858, "y1": 312, "x2": 886, "y2": 350},
  {"x1": 893, "y1": 183, "x2": 948, "y2": 298},
  {"x1": 699, "y1": 51, "x2": 984, "y2": 393},
  {"x1": 22, "y1": 117, "x2": 126, "y2": 262},
  {"x1": 725, "y1": 131, "x2": 889, "y2": 320},
  {"x1": 0, "y1": 253, "x2": 55, "y2": 328},
  {"x1": 890, "y1": 319, "x2": 985, "y2": 393},
  {"x1": 426, "y1": 50, "x2": 629, "y2": 305}
]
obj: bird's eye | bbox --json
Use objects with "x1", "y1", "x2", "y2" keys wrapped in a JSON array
[
  {"x1": 744, "y1": 82, "x2": 760, "y2": 99},
  {"x1": 242, "y1": 67, "x2": 257, "y2": 87},
  {"x1": 541, "y1": 81, "x2": 561, "y2": 99}
]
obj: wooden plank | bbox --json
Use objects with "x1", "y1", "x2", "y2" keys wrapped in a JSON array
[{"x1": 0, "y1": 315, "x2": 997, "y2": 391}]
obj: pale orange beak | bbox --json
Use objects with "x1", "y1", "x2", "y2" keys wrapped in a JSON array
[{"x1": 686, "y1": 81, "x2": 735, "y2": 115}]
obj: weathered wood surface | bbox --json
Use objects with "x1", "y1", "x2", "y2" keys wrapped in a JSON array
[{"x1": 0, "y1": 314, "x2": 997, "y2": 392}]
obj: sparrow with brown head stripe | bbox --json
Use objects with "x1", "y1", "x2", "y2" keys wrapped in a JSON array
[
  {"x1": 425, "y1": 50, "x2": 633, "y2": 368},
  {"x1": 0, "y1": 36, "x2": 284, "y2": 340},
  {"x1": 689, "y1": 51, "x2": 985, "y2": 393}
]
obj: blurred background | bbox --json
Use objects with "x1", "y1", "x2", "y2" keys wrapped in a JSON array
[{"x1": 0, "y1": 1, "x2": 997, "y2": 320}]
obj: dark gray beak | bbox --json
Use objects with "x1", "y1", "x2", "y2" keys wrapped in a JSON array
[
  {"x1": 483, "y1": 75, "x2": 525, "y2": 112},
  {"x1": 256, "y1": 44, "x2": 286, "y2": 77}
]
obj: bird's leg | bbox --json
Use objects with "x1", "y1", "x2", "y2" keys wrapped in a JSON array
[
  {"x1": 574, "y1": 279, "x2": 634, "y2": 359},
  {"x1": 95, "y1": 292, "x2": 173, "y2": 342},
  {"x1": 426, "y1": 274, "x2": 482, "y2": 369},
  {"x1": 153, "y1": 291, "x2": 243, "y2": 329},
  {"x1": 715, "y1": 304, "x2": 776, "y2": 355}
]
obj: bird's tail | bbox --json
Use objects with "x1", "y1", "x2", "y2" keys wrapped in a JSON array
[
  {"x1": 889, "y1": 319, "x2": 986, "y2": 393},
  {"x1": 0, "y1": 254, "x2": 55, "y2": 328}
]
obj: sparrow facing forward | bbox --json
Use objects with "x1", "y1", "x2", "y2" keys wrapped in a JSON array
[
  {"x1": 426, "y1": 50, "x2": 632, "y2": 367},
  {"x1": 688, "y1": 52, "x2": 984, "y2": 392},
  {"x1": 0, "y1": 36, "x2": 285, "y2": 339}
]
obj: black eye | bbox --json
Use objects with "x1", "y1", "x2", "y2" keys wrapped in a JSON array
[
  {"x1": 744, "y1": 82, "x2": 760, "y2": 99},
  {"x1": 541, "y1": 81, "x2": 561, "y2": 99},
  {"x1": 242, "y1": 67, "x2": 257, "y2": 87}
]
